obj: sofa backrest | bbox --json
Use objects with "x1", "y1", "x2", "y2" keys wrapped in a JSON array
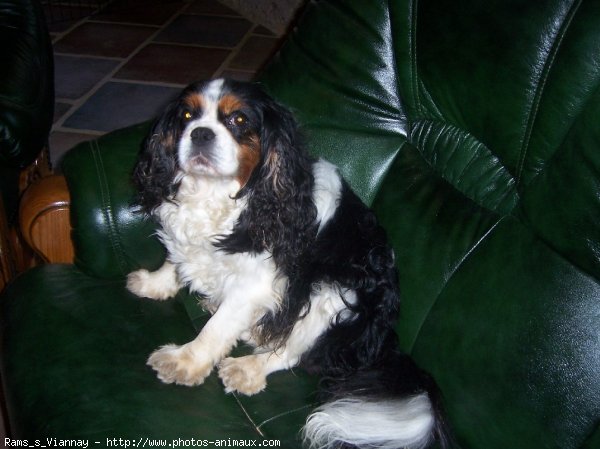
[{"x1": 260, "y1": 0, "x2": 600, "y2": 447}]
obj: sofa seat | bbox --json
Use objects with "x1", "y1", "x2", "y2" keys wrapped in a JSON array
[{"x1": 2, "y1": 263, "x2": 316, "y2": 444}]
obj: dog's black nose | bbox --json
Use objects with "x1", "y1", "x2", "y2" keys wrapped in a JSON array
[{"x1": 191, "y1": 127, "x2": 216, "y2": 145}]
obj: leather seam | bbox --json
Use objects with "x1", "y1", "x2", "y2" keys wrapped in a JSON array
[
  {"x1": 520, "y1": 77, "x2": 600, "y2": 193},
  {"x1": 386, "y1": 0, "x2": 403, "y2": 120},
  {"x1": 515, "y1": 0, "x2": 582, "y2": 187},
  {"x1": 90, "y1": 140, "x2": 128, "y2": 275},
  {"x1": 407, "y1": 217, "x2": 503, "y2": 353},
  {"x1": 409, "y1": 0, "x2": 422, "y2": 116}
]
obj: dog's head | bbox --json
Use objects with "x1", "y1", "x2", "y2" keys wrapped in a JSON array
[{"x1": 133, "y1": 78, "x2": 310, "y2": 214}]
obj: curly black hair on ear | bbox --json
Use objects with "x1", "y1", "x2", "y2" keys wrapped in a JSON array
[
  {"x1": 215, "y1": 91, "x2": 319, "y2": 346},
  {"x1": 217, "y1": 91, "x2": 318, "y2": 264},
  {"x1": 132, "y1": 101, "x2": 182, "y2": 215}
]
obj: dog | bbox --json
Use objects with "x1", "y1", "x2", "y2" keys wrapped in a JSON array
[{"x1": 127, "y1": 78, "x2": 449, "y2": 449}]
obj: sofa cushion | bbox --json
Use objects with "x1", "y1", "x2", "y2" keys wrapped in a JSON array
[
  {"x1": 259, "y1": 0, "x2": 410, "y2": 206},
  {"x1": 373, "y1": 147, "x2": 600, "y2": 446},
  {"x1": 1, "y1": 264, "x2": 316, "y2": 444}
]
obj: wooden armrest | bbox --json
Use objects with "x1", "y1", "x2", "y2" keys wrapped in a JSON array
[
  {"x1": 19, "y1": 175, "x2": 74, "y2": 263},
  {"x1": 0, "y1": 196, "x2": 16, "y2": 291}
]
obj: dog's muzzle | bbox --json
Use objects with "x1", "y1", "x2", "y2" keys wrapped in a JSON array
[{"x1": 190, "y1": 127, "x2": 216, "y2": 164}]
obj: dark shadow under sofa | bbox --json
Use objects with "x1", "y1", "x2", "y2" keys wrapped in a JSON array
[{"x1": 2, "y1": 0, "x2": 599, "y2": 447}]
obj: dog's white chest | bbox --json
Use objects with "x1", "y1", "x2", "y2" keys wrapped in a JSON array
[{"x1": 154, "y1": 176, "x2": 280, "y2": 307}]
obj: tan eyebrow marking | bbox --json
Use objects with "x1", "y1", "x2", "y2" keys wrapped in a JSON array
[
  {"x1": 183, "y1": 93, "x2": 205, "y2": 111},
  {"x1": 219, "y1": 94, "x2": 245, "y2": 116}
]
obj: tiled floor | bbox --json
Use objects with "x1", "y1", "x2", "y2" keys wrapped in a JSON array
[{"x1": 48, "y1": 0, "x2": 283, "y2": 169}]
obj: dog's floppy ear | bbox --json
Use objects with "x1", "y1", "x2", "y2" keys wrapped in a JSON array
[
  {"x1": 132, "y1": 101, "x2": 181, "y2": 214},
  {"x1": 259, "y1": 100, "x2": 309, "y2": 197},
  {"x1": 240, "y1": 97, "x2": 320, "y2": 347},
  {"x1": 219, "y1": 95, "x2": 317, "y2": 270}
]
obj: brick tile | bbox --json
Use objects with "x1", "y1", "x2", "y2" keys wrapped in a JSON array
[
  {"x1": 115, "y1": 43, "x2": 229, "y2": 84},
  {"x1": 155, "y1": 15, "x2": 251, "y2": 48},
  {"x1": 54, "y1": 22, "x2": 157, "y2": 58},
  {"x1": 54, "y1": 55, "x2": 119, "y2": 99},
  {"x1": 63, "y1": 82, "x2": 180, "y2": 132}
]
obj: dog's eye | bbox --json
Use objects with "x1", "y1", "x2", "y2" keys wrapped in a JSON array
[
  {"x1": 232, "y1": 113, "x2": 247, "y2": 126},
  {"x1": 183, "y1": 111, "x2": 193, "y2": 120}
]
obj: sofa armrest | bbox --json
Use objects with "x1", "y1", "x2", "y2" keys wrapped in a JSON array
[
  {"x1": 0, "y1": 0, "x2": 55, "y2": 286},
  {"x1": 19, "y1": 174, "x2": 73, "y2": 264},
  {"x1": 62, "y1": 123, "x2": 166, "y2": 279},
  {"x1": 15, "y1": 123, "x2": 160, "y2": 272},
  {"x1": 0, "y1": 196, "x2": 16, "y2": 291}
]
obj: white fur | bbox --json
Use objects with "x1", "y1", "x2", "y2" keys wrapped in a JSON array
[
  {"x1": 219, "y1": 282, "x2": 357, "y2": 395},
  {"x1": 204, "y1": 78, "x2": 224, "y2": 102},
  {"x1": 302, "y1": 394, "x2": 435, "y2": 449},
  {"x1": 155, "y1": 174, "x2": 279, "y2": 309},
  {"x1": 126, "y1": 261, "x2": 180, "y2": 300},
  {"x1": 178, "y1": 79, "x2": 240, "y2": 177},
  {"x1": 312, "y1": 159, "x2": 342, "y2": 232},
  {"x1": 126, "y1": 79, "x2": 437, "y2": 445},
  {"x1": 127, "y1": 156, "x2": 347, "y2": 388}
]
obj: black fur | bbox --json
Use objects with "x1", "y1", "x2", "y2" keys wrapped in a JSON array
[
  {"x1": 213, "y1": 85, "x2": 452, "y2": 445},
  {"x1": 215, "y1": 85, "x2": 318, "y2": 269},
  {"x1": 294, "y1": 182, "x2": 452, "y2": 448},
  {"x1": 214, "y1": 84, "x2": 319, "y2": 346},
  {"x1": 297, "y1": 183, "x2": 400, "y2": 371},
  {"x1": 132, "y1": 87, "x2": 192, "y2": 214},
  {"x1": 133, "y1": 79, "x2": 451, "y2": 448}
]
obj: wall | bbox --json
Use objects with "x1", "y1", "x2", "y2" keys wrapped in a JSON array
[{"x1": 219, "y1": 0, "x2": 307, "y2": 35}]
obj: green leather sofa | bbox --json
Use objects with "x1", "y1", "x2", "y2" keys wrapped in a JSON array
[
  {"x1": 0, "y1": 0, "x2": 54, "y2": 222},
  {"x1": 2, "y1": 0, "x2": 599, "y2": 447},
  {"x1": 0, "y1": 0, "x2": 54, "y2": 289}
]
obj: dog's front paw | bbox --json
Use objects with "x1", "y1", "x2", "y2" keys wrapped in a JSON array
[
  {"x1": 147, "y1": 344, "x2": 213, "y2": 386},
  {"x1": 127, "y1": 268, "x2": 178, "y2": 300},
  {"x1": 218, "y1": 356, "x2": 267, "y2": 395}
]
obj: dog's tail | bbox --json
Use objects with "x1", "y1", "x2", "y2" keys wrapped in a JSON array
[{"x1": 301, "y1": 350, "x2": 451, "y2": 449}]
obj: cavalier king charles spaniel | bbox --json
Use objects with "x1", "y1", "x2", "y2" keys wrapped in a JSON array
[{"x1": 127, "y1": 79, "x2": 449, "y2": 449}]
